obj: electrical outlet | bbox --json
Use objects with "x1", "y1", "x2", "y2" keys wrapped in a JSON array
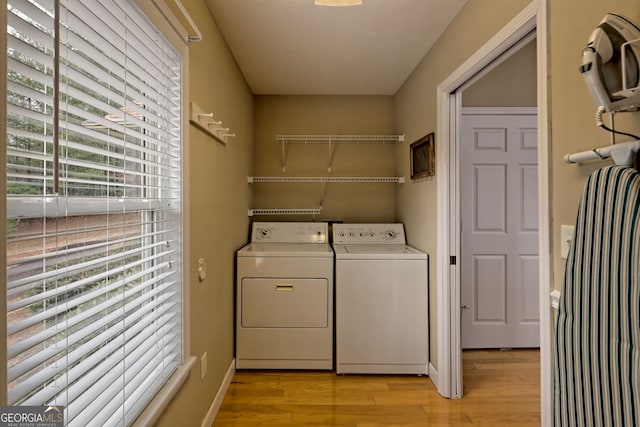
[
  {"x1": 560, "y1": 225, "x2": 574, "y2": 260},
  {"x1": 201, "y1": 352, "x2": 207, "y2": 381}
]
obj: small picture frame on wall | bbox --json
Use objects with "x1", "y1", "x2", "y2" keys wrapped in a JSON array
[{"x1": 410, "y1": 133, "x2": 435, "y2": 180}]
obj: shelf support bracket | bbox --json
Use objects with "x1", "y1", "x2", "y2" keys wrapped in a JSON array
[
  {"x1": 327, "y1": 138, "x2": 337, "y2": 172},
  {"x1": 281, "y1": 139, "x2": 288, "y2": 172},
  {"x1": 319, "y1": 181, "x2": 329, "y2": 207}
]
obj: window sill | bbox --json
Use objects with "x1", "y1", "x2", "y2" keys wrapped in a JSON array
[{"x1": 132, "y1": 356, "x2": 197, "y2": 426}]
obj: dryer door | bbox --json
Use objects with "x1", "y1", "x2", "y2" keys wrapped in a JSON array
[{"x1": 241, "y1": 278, "x2": 329, "y2": 328}]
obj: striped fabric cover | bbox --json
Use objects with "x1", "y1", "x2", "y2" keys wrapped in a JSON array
[{"x1": 555, "y1": 165, "x2": 640, "y2": 426}]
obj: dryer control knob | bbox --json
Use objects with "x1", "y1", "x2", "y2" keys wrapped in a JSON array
[{"x1": 259, "y1": 228, "x2": 270, "y2": 238}]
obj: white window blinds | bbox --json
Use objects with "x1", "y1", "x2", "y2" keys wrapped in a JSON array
[{"x1": 6, "y1": 0, "x2": 184, "y2": 425}]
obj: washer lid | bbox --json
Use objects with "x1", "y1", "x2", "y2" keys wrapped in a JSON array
[
  {"x1": 238, "y1": 242, "x2": 334, "y2": 258},
  {"x1": 333, "y1": 244, "x2": 427, "y2": 259}
]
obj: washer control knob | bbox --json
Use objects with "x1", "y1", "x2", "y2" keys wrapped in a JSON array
[{"x1": 385, "y1": 230, "x2": 397, "y2": 240}]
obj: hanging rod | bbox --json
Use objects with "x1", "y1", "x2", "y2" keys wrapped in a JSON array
[
  {"x1": 248, "y1": 208, "x2": 322, "y2": 217},
  {"x1": 276, "y1": 134, "x2": 404, "y2": 144},
  {"x1": 247, "y1": 176, "x2": 405, "y2": 183},
  {"x1": 172, "y1": 0, "x2": 202, "y2": 42},
  {"x1": 564, "y1": 140, "x2": 640, "y2": 166}
]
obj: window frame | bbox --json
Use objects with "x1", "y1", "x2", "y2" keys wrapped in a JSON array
[
  {"x1": 128, "y1": 4, "x2": 195, "y2": 422},
  {"x1": 2, "y1": 0, "x2": 194, "y2": 422}
]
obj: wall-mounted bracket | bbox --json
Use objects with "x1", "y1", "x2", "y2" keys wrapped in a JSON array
[
  {"x1": 564, "y1": 139, "x2": 640, "y2": 166},
  {"x1": 189, "y1": 102, "x2": 236, "y2": 145}
]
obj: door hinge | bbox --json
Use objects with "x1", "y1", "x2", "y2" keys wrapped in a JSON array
[{"x1": 450, "y1": 256, "x2": 456, "y2": 265}]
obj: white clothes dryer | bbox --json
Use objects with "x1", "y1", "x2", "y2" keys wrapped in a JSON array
[
  {"x1": 333, "y1": 223, "x2": 429, "y2": 374},
  {"x1": 236, "y1": 222, "x2": 333, "y2": 369}
]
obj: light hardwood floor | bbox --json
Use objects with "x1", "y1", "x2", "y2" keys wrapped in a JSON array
[{"x1": 213, "y1": 349, "x2": 540, "y2": 426}]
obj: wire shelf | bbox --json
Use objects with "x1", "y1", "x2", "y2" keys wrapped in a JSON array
[
  {"x1": 248, "y1": 208, "x2": 322, "y2": 216},
  {"x1": 248, "y1": 176, "x2": 405, "y2": 184},
  {"x1": 275, "y1": 134, "x2": 404, "y2": 144}
]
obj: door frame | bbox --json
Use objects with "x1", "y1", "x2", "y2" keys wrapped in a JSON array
[{"x1": 435, "y1": 1, "x2": 552, "y2": 425}]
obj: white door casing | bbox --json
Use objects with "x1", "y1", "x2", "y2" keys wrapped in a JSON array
[
  {"x1": 460, "y1": 110, "x2": 539, "y2": 349},
  {"x1": 435, "y1": 4, "x2": 552, "y2": 425}
]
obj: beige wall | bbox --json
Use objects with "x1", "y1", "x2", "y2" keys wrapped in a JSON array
[
  {"x1": 394, "y1": 0, "x2": 533, "y2": 370},
  {"x1": 549, "y1": 1, "x2": 640, "y2": 292},
  {"x1": 462, "y1": 39, "x2": 537, "y2": 107},
  {"x1": 155, "y1": 0, "x2": 254, "y2": 425},
  {"x1": 253, "y1": 96, "x2": 398, "y2": 223}
]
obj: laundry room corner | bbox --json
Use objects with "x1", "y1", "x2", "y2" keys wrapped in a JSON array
[{"x1": 10, "y1": 0, "x2": 637, "y2": 425}]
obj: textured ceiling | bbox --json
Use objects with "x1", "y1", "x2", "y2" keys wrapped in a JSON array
[{"x1": 205, "y1": 0, "x2": 467, "y2": 95}]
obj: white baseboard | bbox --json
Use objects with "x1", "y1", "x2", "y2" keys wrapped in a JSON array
[
  {"x1": 428, "y1": 362, "x2": 438, "y2": 388},
  {"x1": 201, "y1": 358, "x2": 236, "y2": 427}
]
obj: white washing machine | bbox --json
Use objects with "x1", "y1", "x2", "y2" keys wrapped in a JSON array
[
  {"x1": 333, "y1": 223, "x2": 429, "y2": 375},
  {"x1": 236, "y1": 222, "x2": 333, "y2": 369}
]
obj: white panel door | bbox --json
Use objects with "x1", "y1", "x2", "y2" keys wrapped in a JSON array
[{"x1": 460, "y1": 111, "x2": 539, "y2": 349}]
